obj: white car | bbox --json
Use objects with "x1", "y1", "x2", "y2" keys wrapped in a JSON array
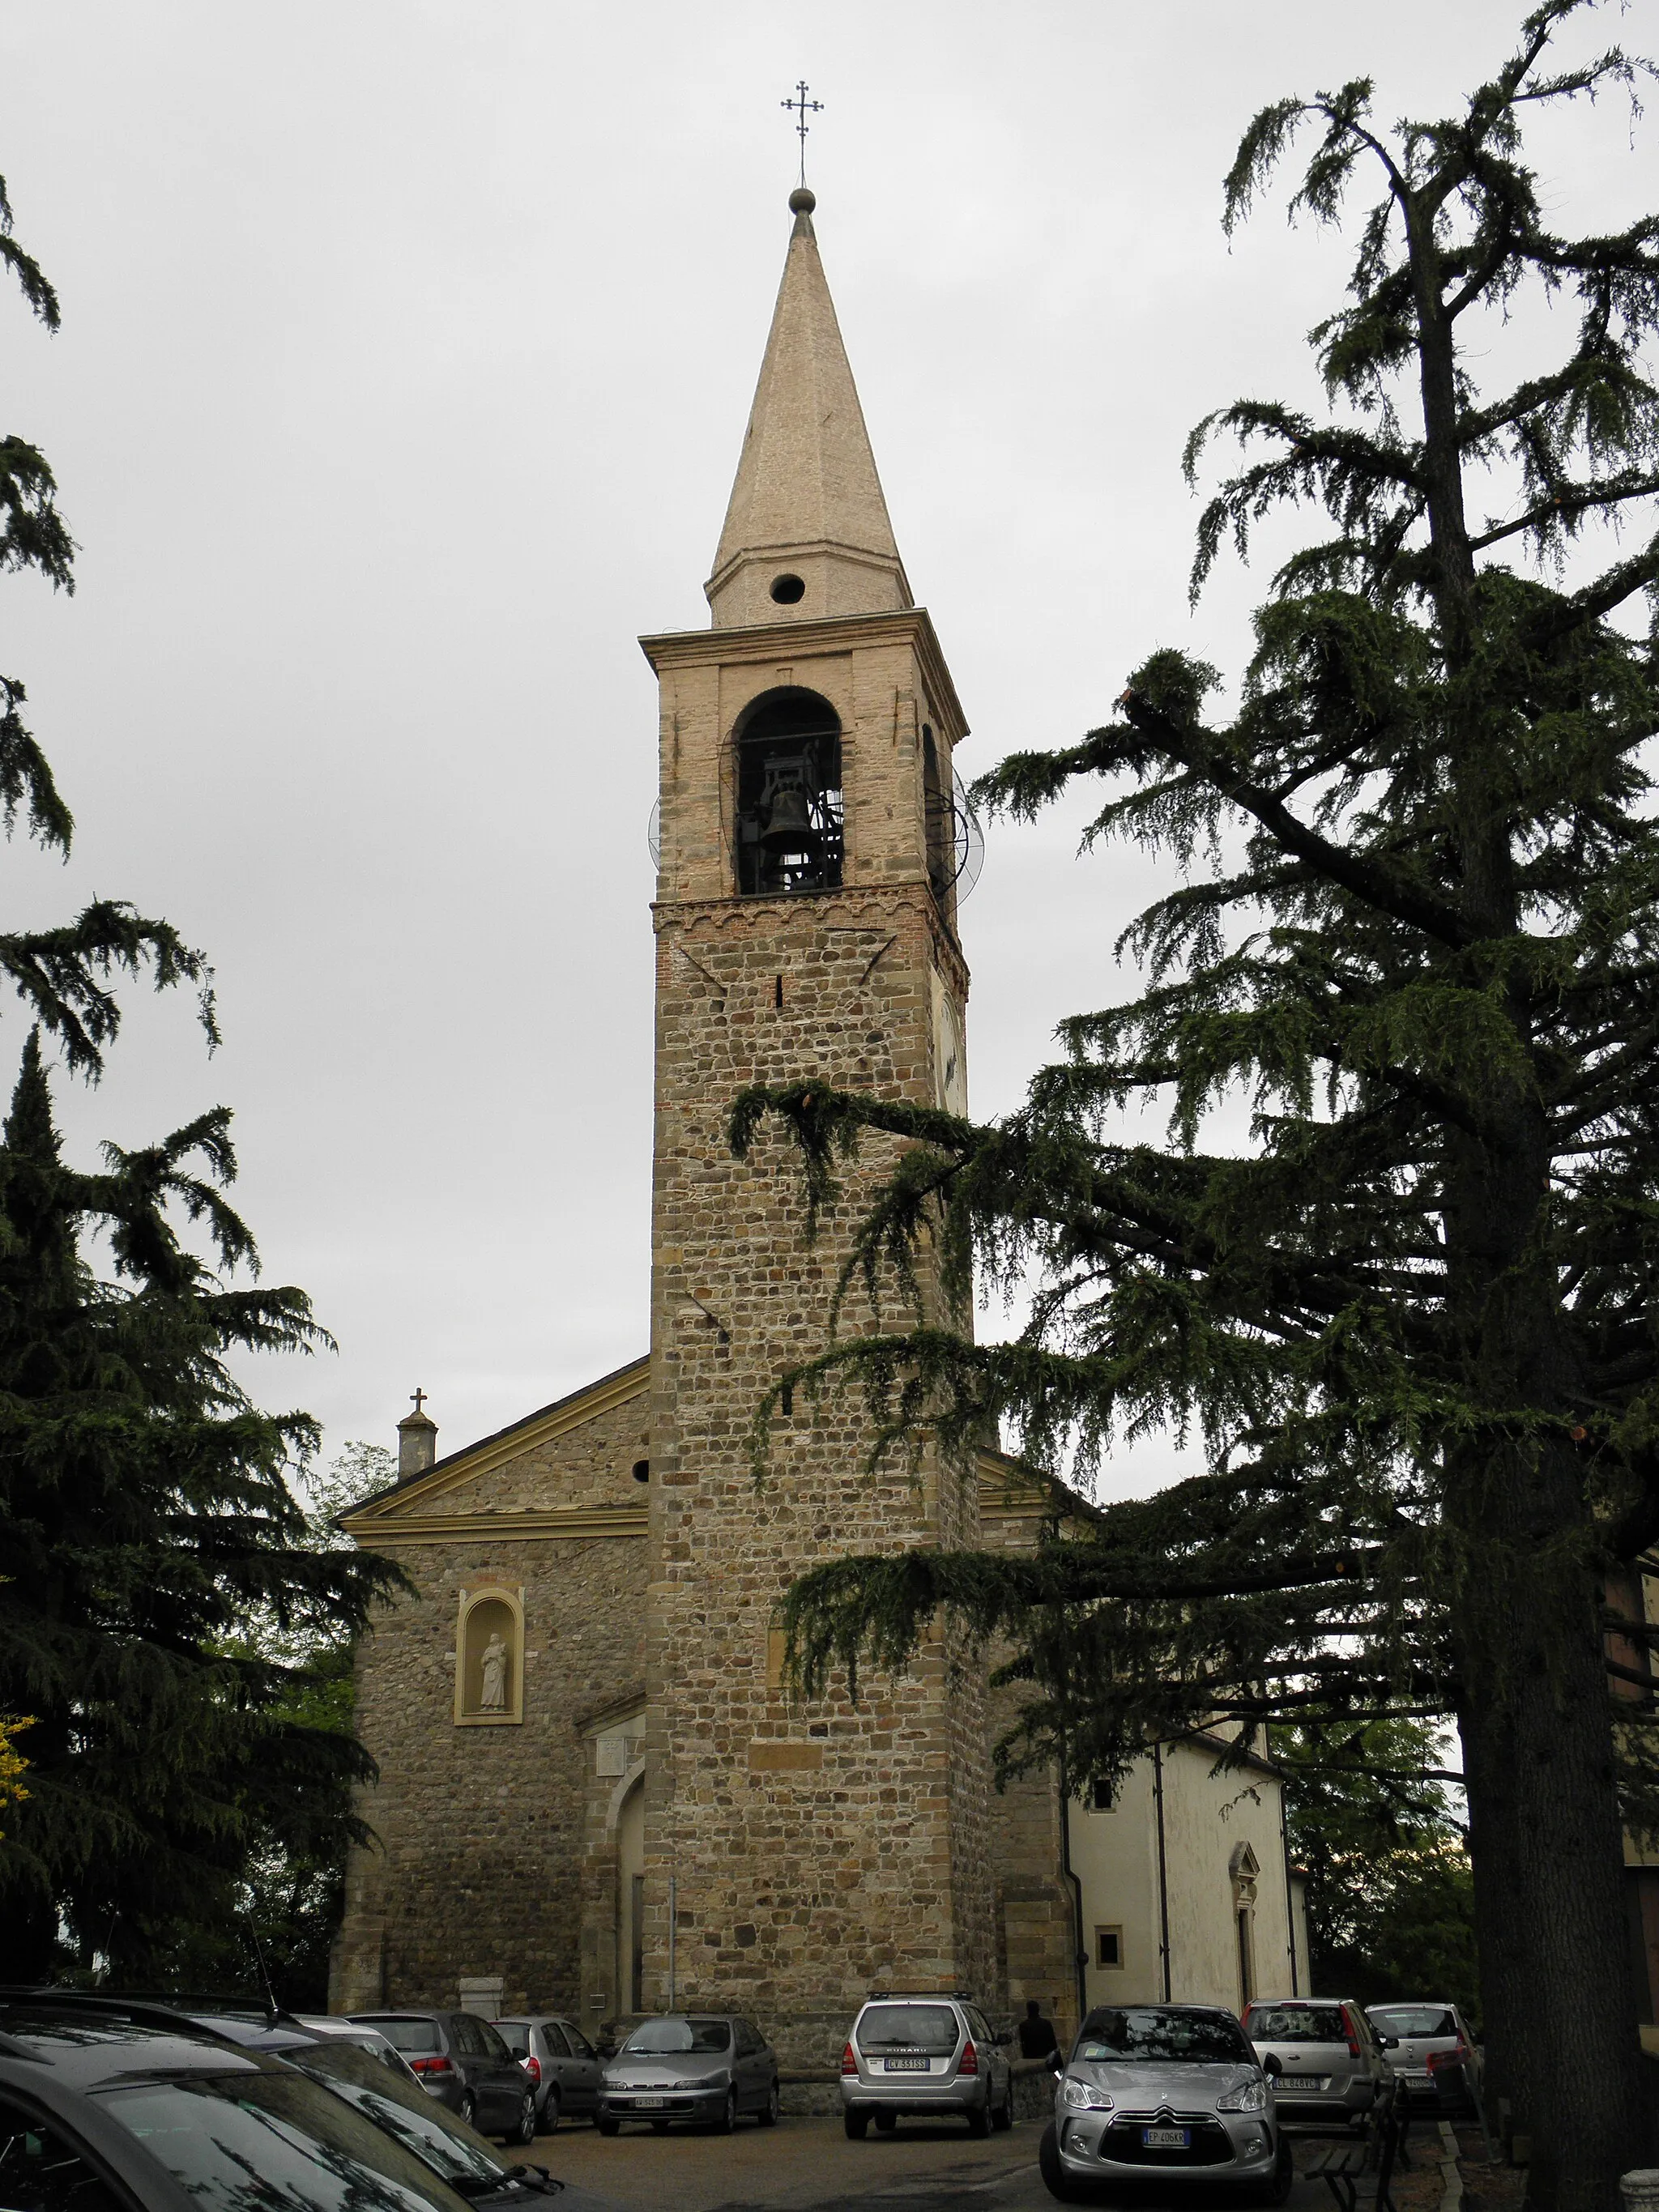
[{"x1": 1365, "y1": 2002, "x2": 1482, "y2": 2108}]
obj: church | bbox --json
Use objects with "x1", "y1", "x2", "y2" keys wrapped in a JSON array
[{"x1": 329, "y1": 185, "x2": 1307, "y2": 2078}]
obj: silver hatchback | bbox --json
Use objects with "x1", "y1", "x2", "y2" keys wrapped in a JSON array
[
  {"x1": 1365, "y1": 2003, "x2": 1482, "y2": 2110},
  {"x1": 840, "y1": 1996, "x2": 1013, "y2": 2138},
  {"x1": 1041, "y1": 2004, "x2": 1290, "y2": 2203},
  {"x1": 1243, "y1": 1999, "x2": 1396, "y2": 2128}
]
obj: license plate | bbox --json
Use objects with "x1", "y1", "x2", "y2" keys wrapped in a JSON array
[
  {"x1": 884, "y1": 2057, "x2": 929, "y2": 2073},
  {"x1": 633, "y1": 2095, "x2": 666, "y2": 2108},
  {"x1": 1144, "y1": 2127, "x2": 1190, "y2": 2148},
  {"x1": 1283, "y1": 2075, "x2": 1328, "y2": 2088}
]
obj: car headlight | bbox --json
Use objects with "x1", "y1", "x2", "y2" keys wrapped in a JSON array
[
  {"x1": 1061, "y1": 2077, "x2": 1115, "y2": 2112},
  {"x1": 1217, "y1": 2077, "x2": 1268, "y2": 2112}
]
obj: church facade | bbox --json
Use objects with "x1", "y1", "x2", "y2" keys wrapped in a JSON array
[{"x1": 330, "y1": 189, "x2": 1303, "y2": 2073}]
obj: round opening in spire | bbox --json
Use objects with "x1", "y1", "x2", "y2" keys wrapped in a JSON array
[
  {"x1": 788, "y1": 186, "x2": 816, "y2": 215},
  {"x1": 770, "y1": 573, "x2": 807, "y2": 605}
]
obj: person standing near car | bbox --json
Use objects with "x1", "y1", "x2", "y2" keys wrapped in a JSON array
[{"x1": 1017, "y1": 2001, "x2": 1060, "y2": 2071}]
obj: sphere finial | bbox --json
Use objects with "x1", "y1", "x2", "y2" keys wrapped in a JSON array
[{"x1": 789, "y1": 186, "x2": 816, "y2": 215}]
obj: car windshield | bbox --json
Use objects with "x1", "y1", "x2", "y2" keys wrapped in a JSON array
[
  {"x1": 1074, "y1": 2010, "x2": 1252, "y2": 2065},
  {"x1": 621, "y1": 2018, "x2": 731, "y2": 2055},
  {"x1": 1246, "y1": 2005, "x2": 1348, "y2": 2044},
  {"x1": 96, "y1": 2068, "x2": 476, "y2": 2212},
  {"x1": 1370, "y1": 2007, "x2": 1456, "y2": 2038},
  {"x1": 285, "y1": 2044, "x2": 514, "y2": 2192},
  {"x1": 857, "y1": 2005, "x2": 959, "y2": 2053},
  {"x1": 360, "y1": 2018, "x2": 441, "y2": 2056}
]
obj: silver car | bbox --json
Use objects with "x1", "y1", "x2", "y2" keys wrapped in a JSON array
[
  {"x1": 494, "y1": 2015, "x2": 603, "y2": 2132},
  {"x1": 597, "y1": 2012, "x2": 778, "y2": 2133},
  {"x1": 1040, "y1": 2004, "x2": 1290, "y2": 2205},
  {"x1": 840, "y1": 1995, "x2": 1013, "y2": 2138},
  {"x1": 1365, "y1": 2003, "x2": 1482, "y2": 2109},
  {"x1": 1243, "y1": 1998, "x2": 1396, "y2": 2128}
]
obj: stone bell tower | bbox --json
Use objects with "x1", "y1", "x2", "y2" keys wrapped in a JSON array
[{"x1": 637, "y1": 187, "x2": 996, "y2": 2067}]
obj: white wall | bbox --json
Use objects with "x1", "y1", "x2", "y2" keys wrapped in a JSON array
[{"x1": 1069, "y1": 1740, "x2": 1299, "y2": 2018}]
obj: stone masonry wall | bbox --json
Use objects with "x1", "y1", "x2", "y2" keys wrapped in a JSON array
[
  {"x1": 641, "y1": 616, "x2": 997, "y2": 2073},
  {"x1": 331, "y1": 1389, "x2": 650, "y2": 2015}
]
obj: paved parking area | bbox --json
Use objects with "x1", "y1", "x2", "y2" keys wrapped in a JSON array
[{"x1": 514, "y1": 2114, "x2": 1337, "y2": 2211}]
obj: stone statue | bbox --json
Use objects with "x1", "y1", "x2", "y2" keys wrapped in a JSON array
[{"x1": 480, "y1": 1630, "x2": 510, "y2": 1711}]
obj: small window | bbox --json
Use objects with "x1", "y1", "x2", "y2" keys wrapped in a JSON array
[
  {"x1": 631, "y1": 1459, "x2": 649, "y2": 1483},
  {"x1": 1095, "y1": 1925, "x2": 1124, "y2": 1969},
  {"x1": 770, "y1": 573, "x2": 806, "y2": 604},
  {"x1": 1090, "y1": 1777, "x2": 1114, "y2": 1811}
]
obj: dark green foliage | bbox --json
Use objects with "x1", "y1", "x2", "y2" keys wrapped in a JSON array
[
  {"x1": 734, "y1": 9, "x2": 1659, "y2": 2206},
  {"x1": 1274, "y1": 1721, "x2": 1480, "y2": 2023},
  {"x1": 0, "y1": 1035, "x2": 406, "y2": 1981},
  {"x1": 0, "y1": 168, "x2": 213, "y2": 1073}
]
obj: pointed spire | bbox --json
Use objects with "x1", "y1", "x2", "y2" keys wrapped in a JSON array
[{"x1": 707, "y1": 189, "x2": 911, "y2": 628}]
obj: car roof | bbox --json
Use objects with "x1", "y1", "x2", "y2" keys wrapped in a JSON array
[
  {"x1": 1366, "y1": 2001, "x2": 1456, "y2": 2010},
  {"x1": 0, "y1": 1997, "x2": 278, "y2": 2093}
]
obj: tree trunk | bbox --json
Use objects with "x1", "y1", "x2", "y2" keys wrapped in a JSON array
[{"x1": 1457, "y1": 1508, "x2": 1650, "y2": 2210}]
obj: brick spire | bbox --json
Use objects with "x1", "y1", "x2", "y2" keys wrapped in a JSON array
[{"x1": 705, "y1": 188, "x2": 911, "y2": 629}]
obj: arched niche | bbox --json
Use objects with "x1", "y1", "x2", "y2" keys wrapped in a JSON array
[
  {"x1": 454, "y1": 1585, "x2": 524, "y2": 1726},
  {"x1": 731, "y1": 687, "x2": 843, "y2": 897}
]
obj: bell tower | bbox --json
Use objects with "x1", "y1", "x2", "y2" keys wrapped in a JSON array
[{"x1": 638, "y1": 187, "x2": 993, "y2": 2065}]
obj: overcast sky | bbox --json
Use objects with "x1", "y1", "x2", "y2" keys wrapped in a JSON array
[{"x1": 1, "y1": 1, "x2": 1649, "y2": 1497}]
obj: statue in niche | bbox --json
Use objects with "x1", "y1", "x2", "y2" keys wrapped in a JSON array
[{"x1": 479, "y1": 1629, "x2": 510, "y2": 1712}]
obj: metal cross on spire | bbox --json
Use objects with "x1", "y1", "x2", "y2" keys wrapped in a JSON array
[
  {"x1": 410, "y1": 1387, "x2": 428, "y2": 1415},
  {"x1": 781, "y1": 80, "x2": 823, "y2": 190}
]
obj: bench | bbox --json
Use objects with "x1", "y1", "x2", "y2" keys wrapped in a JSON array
[{"x1": 1302, "y1": 2101, "x2": 1409, "y2": 2212}]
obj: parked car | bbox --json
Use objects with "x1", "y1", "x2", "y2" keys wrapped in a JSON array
[
  {"x1": 0, "y1": 1993, "x2": 578, "y2": 2212},
  {"x1": 349, "y1": 2010, "x2": 538, "y2": 2143},
  {"x1": 1366, "y1": 2002, "x2": 1483, "y2": 2109},
  {"x1": 1242, "y1": 1998, "x2": 1397, "y2": 2128},
  {"x1": 840, "y1": 1993, "x2": 1013, "y2": 2139},
  {"x1": 1039, "y1": 2002, "x2": 1291, "y2": 2205},
  {"x1": 495, "y1": 2015, "x2": 604, "y2": 2131},
  {"x1": 597, "y1": 2013, "x2": 778, "y2": 2133}
]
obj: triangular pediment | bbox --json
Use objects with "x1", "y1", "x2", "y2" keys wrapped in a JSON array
[{"x1": 341, "y1": 1355, "x2": 651, "y2": 1546}]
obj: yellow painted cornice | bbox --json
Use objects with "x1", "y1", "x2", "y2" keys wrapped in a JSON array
[
  {"x1": 341, "y1": 1356, "x2": 650, "y2": 1533},
  {"x1": 351, "y1": 1506, "x2": 650, "y2": 1547}
]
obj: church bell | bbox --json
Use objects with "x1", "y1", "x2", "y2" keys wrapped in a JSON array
[{"x1": 759, "y1": 761, "x2": 820, "y2": 852}]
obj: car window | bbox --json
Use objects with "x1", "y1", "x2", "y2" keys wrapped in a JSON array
[
  {"x1": 0, "y1": 2100, "x2": 127, "y2": 2212},
  {"x1": 1370, "y1": 2008, "x2": 1457, "y2": 2039},
  {"x1": 361, "y1": 2018, "x2": 440, "y2": 2056},
  {"x1": 1076, "y1": 2009, "x2": 1253, "y2": 2064},
  {"x1": 966, "y1": 2008, "x2": 993, "y2": 2043},
  {"x1": 539, "y1": 2024, "x2": 569, "y2": 2058},
  {"x1": 95, "y1": 2069, "x2": 476, "y2": 2212},
  {"x1": 563, "y1": 2026, "x2": 595, "y2": 2061},
  {"x1": 450, "y1": 2017, "x2": 484, "y2": 2058},
  {"x1": 621, "y1": 2018, "x2": 731, "y2": 2055},
  {"x1": 475, "y1": 2022, "x2": 510, "y2": 2064},
  {"x1": 283, "y1": 2047, "x2": 514, "y2": 2192},
  {"x1": 493, "y1": 2023, "x2": 529, "y2": 2056},
  {"x1": 856, "y1": 2005, "x2": 959, "y2": 2053},
  {"x1": 1244, "y1": 2004, "x2": 1347, "y2": 2044}
]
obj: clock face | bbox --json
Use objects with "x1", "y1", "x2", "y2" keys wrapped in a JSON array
[{"x1": 931, "y1": 970, "x2": 968, "y2": 1117}]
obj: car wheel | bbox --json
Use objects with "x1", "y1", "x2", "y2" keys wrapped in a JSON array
[
  {"x1": 509, "y1": 2092, "x2": 535, "y2": 2147},
  {"x1": 597, "y1": 2117, "x2": 620, "y2": 2137},
  {"x1": 874, "y1": 2112, "x2": 897, "y2": 2134},
  {"x1": 992, "y1": 2085, "x2": 1014, "y2": 2132},
  {"x1": 542, "y1": 2090, "x2": 561, "y2": 2136},
  {"x1": 458, "y1": 2092, "x2": 476, "y2": 2129},
  {"x1": 758, "y1": 2080, "x2": 780, "y2": 2128},
  {"x1": 967, "y1": 2099, "x2": 992, "y2": 2138},
  {"x1": 715, "y1": 2088, "x2": 737, "y2": 2135},
  {"x1": 1038, "y1": 2122, "x2": 1085, "y2": 2203},
  {"x1": 845, "y1": 2109, "x2": 869, "y2": 2140},
  {"x1": 1256, "y1": 2135, "x2": 1294, "y2": 2206}
]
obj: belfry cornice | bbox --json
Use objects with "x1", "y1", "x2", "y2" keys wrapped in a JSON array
[
  {"x1": 638, "y1": 605, "x2": 968, "y2": 748},
  {"x1": 651, "y1": 881, "x2": 970, "y2": 999}
]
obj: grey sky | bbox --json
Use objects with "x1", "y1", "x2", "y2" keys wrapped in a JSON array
[{"x1": 1, "y1": 2, "x2": 1648, "y2": 1494}]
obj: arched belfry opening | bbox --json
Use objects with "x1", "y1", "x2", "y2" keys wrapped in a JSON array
[{"x1": 734, "y1": 688, "x2": 843, "y2": 897}]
